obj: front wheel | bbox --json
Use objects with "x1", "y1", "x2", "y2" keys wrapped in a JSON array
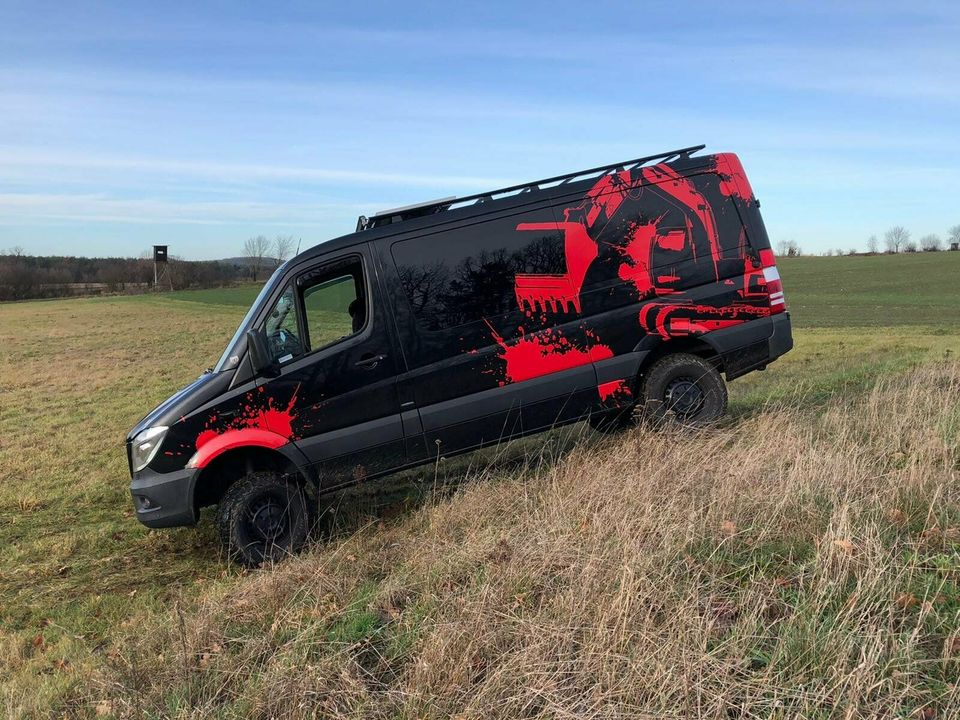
[
  {"x1": 640, "y1": 353, "x2": 727, "y2": 426},
  {"x1": 216, "y1": 471, "x2": 311, "y2": 567}
]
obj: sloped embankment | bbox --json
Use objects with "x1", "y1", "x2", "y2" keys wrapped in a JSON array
[{"x1": 100, "y1": 364, "x2": 960, "y2": 718}]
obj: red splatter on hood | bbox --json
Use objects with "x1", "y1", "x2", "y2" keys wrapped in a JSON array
[{"x1": 193, "y1": 384, "x2": 301, "y2": 450}]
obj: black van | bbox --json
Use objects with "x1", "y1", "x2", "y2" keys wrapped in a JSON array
[{"x1": 127, "y1": 145, "x2": 792, "y2": 565}]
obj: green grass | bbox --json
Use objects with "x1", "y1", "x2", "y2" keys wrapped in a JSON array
[
  {"x1": 779, "y1": 251, "x2": 960, "y2": 329},
  {"x1": 165, "y1": 283, "x2": 264, "y2": 306},
  {"x1": 1, "y1": 252, "x2": 959, "y2": 715}
]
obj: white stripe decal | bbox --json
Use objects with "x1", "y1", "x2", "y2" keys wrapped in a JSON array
[
  {"x1": 770, "y1": 298, "x2": 786, "y2": 306},
  {"x1": 770, "y1": 291, "x2": 785, "y2": 300},
  {"x1": 763, "y1": 266, "x2": 780, "y2": 282}
]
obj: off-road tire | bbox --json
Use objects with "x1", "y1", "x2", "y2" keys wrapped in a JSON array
[
  {"x1": 216, "y1": 471, "x2": 311, "y2": 567},
  {"x1": 640, "y1": 353, "x2": 727, "y2": 426}
]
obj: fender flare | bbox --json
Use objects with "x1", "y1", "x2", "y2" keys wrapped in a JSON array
[{"x1": 187, "y1": 428, "x2": 313, "y2": 485}]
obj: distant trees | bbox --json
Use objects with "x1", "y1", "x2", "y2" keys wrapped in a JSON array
[
  {"x1": 0, "y1": 254, "x2": 245, "y2": 301},
  {"x1": 884, "y1": 226, "x2": 910, "y2": 254},
  {"x1": 950, "y1": 225, "x2": 960, "y2": 248},
  {"x1": 274, "y1": 235, "x2": 296, "y2": 265},
  {"x1": 779, "y1": 224, "x2": 960, "y2": 257},
  {"x1": 243, "y1": 235, "x2": 272, "y2": 281},
  {"x1": 776, "y1": 239, "x2": 802, "y2": 257}
]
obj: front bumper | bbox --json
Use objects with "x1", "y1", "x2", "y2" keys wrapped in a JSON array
[{"x1": 129, "y1": 465, "x2": 198, "y2": 528}]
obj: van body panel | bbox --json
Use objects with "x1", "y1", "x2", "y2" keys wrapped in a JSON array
[{"x1": 128, "y1": 149, "x2": 793, "y2": 529}]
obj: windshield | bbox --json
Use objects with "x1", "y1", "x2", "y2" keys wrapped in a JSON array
[{"x1": 213, "y1": 261, "x2": 290, "y2": 372}]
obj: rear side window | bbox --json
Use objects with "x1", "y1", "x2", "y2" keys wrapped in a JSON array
[{"x1": 390, "y1": 211, "x2": 565, "y2": 331}]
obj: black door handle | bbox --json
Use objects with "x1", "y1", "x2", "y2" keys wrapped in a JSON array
[{"x1": 355, "y1": 353, "x2": 387, "y2": 369}]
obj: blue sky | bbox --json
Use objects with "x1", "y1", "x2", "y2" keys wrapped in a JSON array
[{"x1": 1, "y1": 0, "x2": 958, "y2": 259}]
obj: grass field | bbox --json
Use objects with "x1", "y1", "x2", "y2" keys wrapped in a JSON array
[{"x1": 1, "y1": 254, "x2": 959, "y2": 717}]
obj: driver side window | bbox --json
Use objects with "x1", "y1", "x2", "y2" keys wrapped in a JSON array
[
  {"x1": 262, "y1": 255, "x2": 367, "y2": 365},
  {"x1": 265, "y1": 284, "x2": 303, "y2": 364}
]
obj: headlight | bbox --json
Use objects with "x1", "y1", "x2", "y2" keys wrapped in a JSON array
[{"x1": 131, "y1": 426, "x2": 168, "y2": 472}]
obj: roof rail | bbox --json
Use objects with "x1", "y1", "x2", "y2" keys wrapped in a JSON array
[{"x1": 356, "y1": 144, "x2": 705, "y2": 232}]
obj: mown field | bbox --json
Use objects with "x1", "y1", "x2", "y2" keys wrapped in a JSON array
[{"x1": 1, "y1": 252, "x2": 959, "y2": 718}]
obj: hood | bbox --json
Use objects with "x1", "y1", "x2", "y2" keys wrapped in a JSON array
[{"x1": 126, "y1": 370, "x2": 234, "y2": 442}]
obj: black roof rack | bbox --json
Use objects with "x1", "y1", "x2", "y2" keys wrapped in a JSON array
[{"x1": 356, "y1": 144, "x2": 705, "y2": 232}]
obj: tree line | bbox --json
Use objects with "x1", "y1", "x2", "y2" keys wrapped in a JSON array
[
  {"x1": 0, "y1": 235, "x2": 299, "y2": 302},
  {"x1": 777, "y1": 225, "x2": 960, "y2": 257},
  {"x1": 0, "y1": 251, "x2": 248, "y2": 301}
]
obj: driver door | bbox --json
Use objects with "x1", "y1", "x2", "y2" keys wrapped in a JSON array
[{"x1": 258, "y1": 249, "x2": 406, "y2": 488}]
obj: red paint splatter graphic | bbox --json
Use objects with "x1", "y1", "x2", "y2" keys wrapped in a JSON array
[
  {"x1": 514, "y1": 221, "x2": 597, "y2": 313},
  {"x1": 194, "y1": 384, "x2": 301, "y2": 450},
  {"x1": 483, "y1": 154, "x2": 773, "y2": 388},
  {"x1": 261, "y1": 384, "x2": 299, "y2": 438},
  {"x1": 639, "y1": 302, "x2": 770, "y2": 340},
  {"x1": 641, "y1": 163, "x2": 721, "y2": 280},
  {"x1": 617, "y1": 217, "x2": 663, "y2": 297},
  {"x1": 514, "y1": 168, "x2": 649, "y2": 314},
  {"x1": 598, "y1": 379, "x2": 632, "y2": 405},
  {"x1": 486, "y1": 322, "x2": 610, "y2": 385},
  {"x1": 714, "y1": 153, "x2": 755, "y2": 204}
]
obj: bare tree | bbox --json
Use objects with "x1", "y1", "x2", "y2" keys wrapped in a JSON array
[
  {"x1": 867, "y1": 235, "x2": 879, "y2": 254},
  {"x1": 949, "y1": 225, "x2": 960, "y2": 248},
  {"x1": 904, "y1": 240, "x2": 918, "y2": 253},
  {"x1": 884, "y1": 226, "x2": 910, "y2": 254},
  {"x1": 920, "y1": 234, "x2": 942, "y2": 252},
  {"x1": 834, "y1": 248, "x2": 844, "y2": 257},
  {"x1": 848, "y1": 248, "x2": 857, "y2": 256},
  {"x1": 776, "y1": 239, "x2": 801, "y2": 257},
  {"x1": 274, "y1": 235, "x2": 296, "y2": 266},
  {"x1": 243, "y1": 235, "x2": 271, "y2": 281}
]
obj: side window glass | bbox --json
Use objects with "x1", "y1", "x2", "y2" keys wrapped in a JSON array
[
  {"x1": 390, "y1": 214, "x2": 564, "y2": 332},
  {"x1": 264, "y1": 284, "x2": 304, "y2": 363},
  {"x1": 302, "y1": 258, "x2": 365, "y2": 351}
]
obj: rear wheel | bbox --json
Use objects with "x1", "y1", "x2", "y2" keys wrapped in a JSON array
[
  {"x1": 640, "y1": 353, "x2": 727, "y2": 426},
  {"x1": 216, "y1": 471, "x2": 311, "y2": 567}
]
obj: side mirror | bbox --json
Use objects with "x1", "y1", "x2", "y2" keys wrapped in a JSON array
[{"x1": 246, "y1": 329, "x2": 276, "y2": 377}]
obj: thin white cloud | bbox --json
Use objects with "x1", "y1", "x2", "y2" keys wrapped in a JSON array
[
  {"x1": 0, "y1": 148, "x2": 518, "y2": 189},
  {"x1": 0, "y1": 192, "x2": 365, "y2": 226}
]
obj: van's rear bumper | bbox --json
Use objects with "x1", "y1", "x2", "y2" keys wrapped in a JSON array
[
  {"x1": 129, "y1": 466, "x2": 197, "y2": 528},
  {"x1": 703, "y1": 312, "x2": 793, "y2": 380}
]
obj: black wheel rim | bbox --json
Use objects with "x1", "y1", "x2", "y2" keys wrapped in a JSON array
[
  {"x1": 664, "y1": 376, "x2": 705, "y2": 418},
  {"x1": 245, "y1": 493, "x2": 290, "y2": 542}
]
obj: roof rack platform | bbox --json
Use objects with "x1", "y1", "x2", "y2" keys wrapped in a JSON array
[{"x1": 356, "y1": 144, "x2": 705, "y2": 232}]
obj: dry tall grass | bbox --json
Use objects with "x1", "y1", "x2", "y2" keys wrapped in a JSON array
[{"x1": 95, "y1": 363, "x2": 960, "y2": 719}]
